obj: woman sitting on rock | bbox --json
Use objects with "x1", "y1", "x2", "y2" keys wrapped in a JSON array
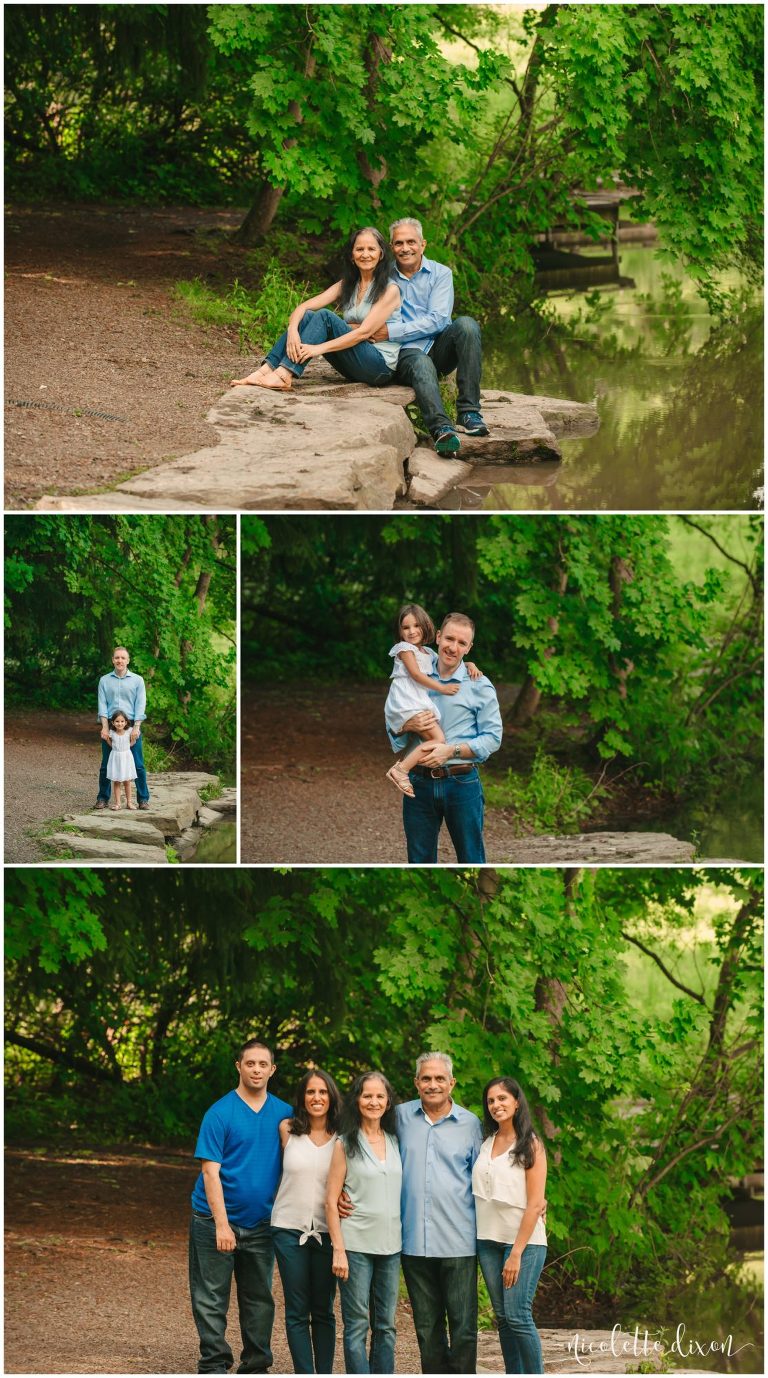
[{"x1": 231, "y1": 227, "x2": 402, "y2": 391}]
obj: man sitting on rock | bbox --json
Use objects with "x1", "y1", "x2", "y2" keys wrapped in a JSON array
[
  {"x1": 367, "y1": 217, "x2": 489, "y2": 456},
  {"x1": 95, "y1": 646, "x2": 150, "y2": 810}
]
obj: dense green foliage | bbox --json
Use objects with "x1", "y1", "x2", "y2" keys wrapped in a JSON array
[
  {"x1": 4, "y1": 515, "x2": 236, "y2": 770},
  {"x1": 242, "y1": 514, "x2": 763, "y2": 795},
  {"x1": 5, "y1": 4, "x2": 763, "y2": 308},
  {"x1": 5, "y1": 865, "x2": 762, "y2": 1306}
]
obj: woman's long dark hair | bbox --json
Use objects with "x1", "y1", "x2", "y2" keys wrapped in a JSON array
[
  {"x1": 337, "y1": 227, "x2": 394, "y2": 309},
  {"x1": 289, "y1": 1068, "x2": 343, "y2": 1137},
  {"x1": 340, "y1": 1070, "x2": 398, "y2": 1158},
  {"x1": 482, "y1": 1077, "x2": 541, "y2": 1170}
]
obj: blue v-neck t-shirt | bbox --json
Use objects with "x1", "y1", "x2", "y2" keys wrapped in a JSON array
[{"x1": 191, "y1": 1088, "x2": 292, "y2": 1228}]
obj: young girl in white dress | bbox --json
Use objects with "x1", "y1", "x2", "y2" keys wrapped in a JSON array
[
  {"x1": 385, "y1": 603, "x2": 479, "y2": 797},
  {"x1": 107, "y1": 711, "x2": 138, "y2": 810}
]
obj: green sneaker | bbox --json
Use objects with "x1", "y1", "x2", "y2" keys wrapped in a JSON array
[{"x1": 433, "y1": 428, "x2": 461, "y2": 456}]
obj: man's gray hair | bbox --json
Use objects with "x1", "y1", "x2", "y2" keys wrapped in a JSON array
[
  {"x1": 415, "y1": 1050, "x2": 454, "y2": 1078},
  {"x1": 113, "y1": 646, "x2": 130, "y2": 658},
  {"x1": 390, "y1": 217, "x2": 424, "y2": 241}
]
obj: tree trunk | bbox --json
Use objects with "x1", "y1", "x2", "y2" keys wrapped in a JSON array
[
  {"x1": 235, "y1": 47, "x2": 317, "y2": 245},
  {"x1": 506, "y1": 563, "x2": 568, "y2": 728},
  {"x1": 533, "y1": 867, "x2": 581, "y2": 1149}
]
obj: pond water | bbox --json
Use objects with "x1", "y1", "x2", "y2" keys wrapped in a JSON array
[
  {"x1": 444, "y1": 248, "x2": 763, "y2": 512},
  {"x1": 596, "y1": 767, "x2": 764, "y2": 863},
  {"x1": 181, "y1": 820, "x2": 236, "y2": 864}
]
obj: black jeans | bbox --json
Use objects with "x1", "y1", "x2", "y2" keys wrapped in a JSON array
[
  {"x1": 394, "y1": 317, "x2": 482, "y2": 433},
  {"x1": 401, "y1": 1254, "x2": 478, "y2": 1373},
  {"x1": 189, "y1": 1213, "x2": 275, "y2": 1374}
]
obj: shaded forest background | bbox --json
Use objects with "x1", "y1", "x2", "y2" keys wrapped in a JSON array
[
  {"x1": 5, "y1": 865, "x2": 763, "y2": 1318},
  {"x1": 241, "y1": 514, "x2": 763, "y2": 827},
  {"x1": 4, "y1": 515, "x2": 236, "y2": 772},
  {"x1": 5, "y1": 4, "x2": 763, "y2": 316}
]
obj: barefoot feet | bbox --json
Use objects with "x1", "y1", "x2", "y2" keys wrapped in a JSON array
[
  {"x1": 230, "y1": 364, "x2": 293, "y2": 390},
  {"x1": 386, "y1": 765, "x2": 415, "y2": 798}
]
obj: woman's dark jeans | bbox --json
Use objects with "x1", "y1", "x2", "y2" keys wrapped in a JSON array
[
  {"x1": 265, "y1": 309, "x2": 394, "y2": 386},
  {"x1": 272, "y1": 1227, "x2": 337, "y2": 1374},
  {"x1": 189, "y1": 1212, "x2": 275, "y2": 1373},
  {"x1": 476, "y1": 1240, "x2": 547, "y2": 1374}
]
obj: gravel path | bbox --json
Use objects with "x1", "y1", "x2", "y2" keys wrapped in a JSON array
[
  {"x1": 5, "y1": 1146, "x2": 426, "y2": 1375},
  {"x1": 5, "y1": 203, "x2": 248, "y2": 507},
  {"x1": 4, "y1": 708, "x2": 106, "y2": 863},
  {"x1": 240, "y1": 684, "x2": 519, "y2": 865}
]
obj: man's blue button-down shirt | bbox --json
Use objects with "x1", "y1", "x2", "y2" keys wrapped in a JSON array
[
  {"x1": 387, "y1": 256, "x2": 454, "y2": 354},
  {"x1": 97, "y1": 669, "x2": 147, "y2": 724},
  {"x1": 387, "y1": 658, "x2": 502, "y2": 764},
  {"x1": 396, "y1": 1098, "x2": 484, "y2": 1257}
]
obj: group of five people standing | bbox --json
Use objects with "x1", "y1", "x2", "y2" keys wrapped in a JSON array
[{"x1": 189, "y1": 1040, "x2": 547, "y2": 1375}]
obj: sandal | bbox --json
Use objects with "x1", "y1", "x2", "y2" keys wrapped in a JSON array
[{"x1": 386, "y1": 765, "x2": 415, "y2": 798}]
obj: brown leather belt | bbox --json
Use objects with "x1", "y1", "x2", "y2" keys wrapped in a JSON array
[{"x1": 411, "y1": 763, "x2": 476, "y2": 780}]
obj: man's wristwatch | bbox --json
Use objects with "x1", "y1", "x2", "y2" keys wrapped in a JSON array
[{"x1": 452, "y1": 745, "x2": 463, "y2": 759}]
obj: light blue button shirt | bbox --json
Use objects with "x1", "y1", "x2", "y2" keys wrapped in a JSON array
[
  {"x1": 97, "y1": 669, "x2": 147, "y2": 723},
  {"x1": 387, "y1": 658, "x2": 502, "y2": 764},
  {"x1": 396, "y1": 1099, "x2": 484, "y2": 1257},
  {"x1": 386, "y1": 257, "x2": 454, "y2": 354}
]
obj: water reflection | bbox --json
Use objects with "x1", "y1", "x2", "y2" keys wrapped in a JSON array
[{"x1": 454, "y1": 249, "x2": 763, "y2": 512}]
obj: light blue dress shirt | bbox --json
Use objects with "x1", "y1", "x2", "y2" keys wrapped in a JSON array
[
  {"x1": 396, "y1": 1099, "x2": 484, "y2": 1257},
  {"x1": 387, "y1": 257, "x2": 454, "y2": 354},
  {"x1": 387, "y1": 658, "x2": 502, "y2": 764},
  {"x1": 97, "y1": 669, "x2": 147, "y2": 724}
]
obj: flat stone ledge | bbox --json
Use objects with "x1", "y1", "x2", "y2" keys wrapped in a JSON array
[
  {"x1": 478, "y1": 1325, "x2": 664, "y2": 1373},
  {"x1": 34, "y1": 359, "x2": 598, "y2": 512},
  {"x1": 493, "y1": 832, "x2": 695, "y2": 864},
  {"x1": 47, "y1": 833, "x2": 168, "y2": 864}
]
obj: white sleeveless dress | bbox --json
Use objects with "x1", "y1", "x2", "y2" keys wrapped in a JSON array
[
  {"x1": 384, "y1": 641, "x2": 441, "y2": 734},
  {"x1": 107, "y1": 730, "x2": 137, "y2": 782}
]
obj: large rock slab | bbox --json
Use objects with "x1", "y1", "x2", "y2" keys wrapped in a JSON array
[
  {"x1": 140, "y1": 772, "x2": 219, "y2": 834},
  {"x1": 34, "y1": 361, "x2": 598, "y2": 512},
  {"x1": 62, "y1": 814, "x2": 166, "y2": 846},
  {"x1": 47, "y1": 833, "x2": 168, "y2": 864},
  {"x1": 494, "y1": 831, "x2": 695, "y2": 864}
]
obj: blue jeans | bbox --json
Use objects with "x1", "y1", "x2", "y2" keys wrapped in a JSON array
[
  {"x1": 189, "y1": 1213, "x2": 275, "y2": 1373},
  {"x1": 339, "y1": 1250, "x2": 400, "y2": 1374},
  {"x1": 403, "y1": 767, "x2": 485, "y2": 863},
  {"x1": 272, "y1": 1228, "x2": 336, "y2": 1374},
  {"x1": 97, "y1": 734, "x2": 149, "y2": 803},
  {"x1": 394, "y1": 316, "x2": 482, "y2": 433},
  {"x1": 476, "y1": 1240, "x2": 547, "y2": 1374},
  {"x1": 266, "y1": 309, "x2": 394, "y2": 386},
  {"x1": 400, "y1": 1254, "x2": 478, "y2": 1374}
]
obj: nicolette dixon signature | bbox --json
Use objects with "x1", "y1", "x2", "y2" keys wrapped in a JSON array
[{"x1": 565, "y1": 1322, "x2": 753, "y2": 1365}]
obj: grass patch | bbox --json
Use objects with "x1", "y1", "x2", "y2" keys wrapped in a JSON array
[
  {"x1": 199, "y1": 783, "x2": 223, "y2": 802},
  {"x1": 165, "y1": 845, "x2": 181, "y2": 864},
  {"x1": 484, "y1": 749, "x2": 607, "y2": 835},
  {"x1": 142, "y1": 739, "x2": 175, "y2": 772},
  {"x1": 172, "y1": 260, "x2": 309, "y2": 356}
]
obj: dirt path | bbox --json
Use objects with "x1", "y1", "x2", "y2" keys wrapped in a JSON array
[
  {"x1": 4, "y1": 1146, "x2": 427, "y2": 1375},
  {"x1": 4, "y1": 708, "x2": 110, "y2": 862},
  {"x1": 4, "y1": 203, "x2": 252, "y2": 507},
  {"x1": 241, "y1": 685, "x2": 520, "y2": 865}
]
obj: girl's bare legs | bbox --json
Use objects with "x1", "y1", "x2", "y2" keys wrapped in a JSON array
[
  {"x1": 386, "y1": 723, "x2": 447, "y2": 797},
  {"x1": 125, "y1": 782, "x2": 136, "y2": 811},
  {"x1": 110, "y1": 782, "x2": 122, "y2": 811}
]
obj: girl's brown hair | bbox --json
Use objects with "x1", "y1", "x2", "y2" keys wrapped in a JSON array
[{"x1": 396, "y1": 602, "x2": 435, "y2": 646}]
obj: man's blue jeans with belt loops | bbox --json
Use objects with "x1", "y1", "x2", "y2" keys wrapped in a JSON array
[{"x1": 403, "y1": 766, "x2": 486, "y2": 863}]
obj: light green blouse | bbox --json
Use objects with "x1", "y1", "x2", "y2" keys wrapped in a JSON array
[{"x1": 340, "y1": 1130, "x2": 403, "y2": 1256}]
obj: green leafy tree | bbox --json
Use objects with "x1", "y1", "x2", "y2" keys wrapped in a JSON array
[{"x1": 4, "y1": 515, "x2": 236, "y2": 770}]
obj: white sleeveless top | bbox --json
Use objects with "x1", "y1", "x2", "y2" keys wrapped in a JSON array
[
  {"x1": 472, "y1": 1136, "x2": 547, "y2": 1247},
  {"x1": 271, "y1": 1132, "x2": 337, "y2": 1243}
]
